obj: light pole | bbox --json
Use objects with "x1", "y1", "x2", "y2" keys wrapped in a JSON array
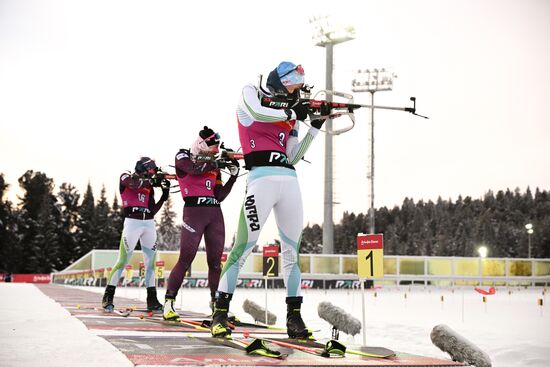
[
  {"x1": 310, "y1": 16, "x2": 355, "y2": 253},
  {"x1": 525, "y1": 223, "x2": 534, "y2": 258},
  {"x1": 352, "y1": 69, "x2": 395, "y2": 234}
]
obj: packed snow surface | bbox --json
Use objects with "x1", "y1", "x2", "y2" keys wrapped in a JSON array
[{"x1": 1, "y1": 283, "x2": 548, "y2": 367}]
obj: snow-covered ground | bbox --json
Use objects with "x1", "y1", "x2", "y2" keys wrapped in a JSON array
[
  {"x1": 0, "y1": 283, "x2": 133, "y2": 367},
  {"x1": 1, "y1": 283, "x2": 549, "y2": 367}
]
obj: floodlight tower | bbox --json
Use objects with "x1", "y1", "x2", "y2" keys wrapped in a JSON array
[
  {"x1": 310, "y1": 16, "x2": 355, "y2": 254},
  {"x1": 352, "y1": 69, "x2": 395, "y2": 234}
]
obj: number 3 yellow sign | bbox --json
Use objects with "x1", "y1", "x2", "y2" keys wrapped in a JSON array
[{"x1": 357, "y1": 234, "x2": 384, "y2": 279}]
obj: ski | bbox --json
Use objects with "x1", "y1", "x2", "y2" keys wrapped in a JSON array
[
  {"x1": 95, "y1": 306, "x2": 132, "y2": 317},
  {"x1": 258, "y1": 337, "x2": 341, "y2": 358},
  {"x1": 131, "y1": 308, "x2": 206, "y2": 317},
  {"x1": 345, "y1": 345, "x2": 396, "y2": 358},
  {"x1": 112, "y1": 308, "x2": 132, "y2": 317},
  {"x1": 176, "y1": 317, "x2": 289, "y2": 334},
  {"x1": 191, "y1": 335, "x2": 287, "y2": 359},
  {"x1": 258, "y1": 337, "x2": 395, "y2": 358},
  {"x1": 76, "y1": 305, "x2": 204, "y2": 318},
  {"x1": 199, "y1": 316, "x2": 287, "y2": 331},
  {"x1": 139, "y1": 317, "x2": 210, "y2": 331}
]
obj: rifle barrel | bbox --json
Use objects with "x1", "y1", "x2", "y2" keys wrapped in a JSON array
[{"x1": 343, "y1": 103, "x2": 414, "y2": 112}]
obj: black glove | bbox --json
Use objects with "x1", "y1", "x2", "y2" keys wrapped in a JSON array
[
  {"x1": 228, "y1": 159, "x2": 240, "y2": 176},
  {"x1": 214, "y1": 159, "x2": 230, "y2": 169},
  {"x1": 161, "y1": 179, "x2": 171, "y2": 189},
  {"x1": 311, "y1": 102, "x2": 331, "y2": 129},
  {"x1": 311, "y1": 119, "x2": 324, "y2": 129},
  {"x1": 151, "y1": 175, "x2": 163, "y2": 187},
  {"x1": 228, "y1": 165, "x2": 239, "y2": 176},
  {"x1": 290, "y1": 100, "x2": 310, "y2": 121}
]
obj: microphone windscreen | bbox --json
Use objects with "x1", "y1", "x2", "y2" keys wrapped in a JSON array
[
  {"x1": 431, "y1": 324, "x2": 491, "y2": 367},
  {"x1": 242, "y1": 299, "x2": 277, "y2": 325},
  {"x1": 317, "y1": 301, "x2": 361, "y2": 336}
]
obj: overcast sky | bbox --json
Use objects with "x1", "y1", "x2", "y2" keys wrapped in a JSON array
[{"x1": 1, "y1": 0, "x2": 549, "y2": 246}]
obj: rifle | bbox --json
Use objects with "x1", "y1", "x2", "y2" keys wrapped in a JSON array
[
  {"x1": 194, "y1": 144, "x2": 244, "y2": 166},
  {"x1": 260, "y1": 84, "x2": 428, "y2": 135},
  {"x1": 150, "y1": 168, "x2": 177, "y2": 188}
]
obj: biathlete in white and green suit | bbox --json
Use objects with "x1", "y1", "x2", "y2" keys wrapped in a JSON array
[{"x1": 211, "y1": 61, "x2": 329, "y2": 338}]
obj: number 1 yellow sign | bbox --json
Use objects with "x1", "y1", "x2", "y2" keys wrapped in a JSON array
[{"x1": 357, "y1": 234, "x2": 384, "y2": 279}]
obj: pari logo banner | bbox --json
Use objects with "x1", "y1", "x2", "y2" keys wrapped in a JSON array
[
  {"x1": 8, "y1": 274, "x2": 51, "y2": 283},
  {"x1": 179, "y1": 277, "x2": 373, "y2": 289}
]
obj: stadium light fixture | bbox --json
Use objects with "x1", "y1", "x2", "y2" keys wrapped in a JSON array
[
  {"x1": 309, "y1": 15, "x2": 354, "y2": 254},
  {"x1": 352, "y1": 68, "x2": 395, "y2": 234}
]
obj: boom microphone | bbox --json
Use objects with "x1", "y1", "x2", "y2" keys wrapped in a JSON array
[
  {"x1": 430, "y1": 324, "x2": 491, "y2": 367},
  {"x1": 317, "y1": 302, "x2": 362, "y2": 336},
  {"x1": 242, "y1": 299, "x2": 277, "y2": 325}
]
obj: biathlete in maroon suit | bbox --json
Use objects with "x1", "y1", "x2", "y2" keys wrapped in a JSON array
[
  {"x1": 102, "y1": 157, "x2": 170, "y2": 312},
  {"x1": 163, "y1": 126, "x2": 239, "y2": 321}
]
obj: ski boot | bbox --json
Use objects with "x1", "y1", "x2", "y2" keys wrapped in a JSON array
[
  {"x1": 102, "y1": 285, "x2": 116, "y2": 312},
  {"x1": 163, "y1": 298, "x2": 180, "y2": 321},
  {"x1": 286, "y1": 296, "x2": 312, "y2": 339},
  {"x1": 210, "y1": 292, "x2": 233, "y2": 337},
  {"x1": 146, "y1": 287, "x2": 163, "y2": 312}
]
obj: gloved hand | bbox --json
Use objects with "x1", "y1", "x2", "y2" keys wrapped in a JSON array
[
  {"x1": 214, "y1": 159, "x2": 230, "y2": 169},
  {"x1": 161, "y1": 179, "x2": 171, "y2": 189},
  {"x1": 311, "y1": 119, "x2": 324, "y2": 129},
  {"x1": 291, "y1": 100, "x2": 310, "y2": 121},
  {"x1": 228, "y1": 165, "x2": 239, "y2": 176},
  {"x1": 227, "y1": 158, "x2": 240, "y2": 176},
  {"x1": 311, "y1": 102, "x2": 331, "y2": 129},
  {"x1": 151, "y1": 175, "x2": 163, "y2": 187}
]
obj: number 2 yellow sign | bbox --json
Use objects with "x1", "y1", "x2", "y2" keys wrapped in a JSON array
[
  {"x1": 357, "y1": 234, "x2": 384, "y2": 279},
  {"x1": 262, "y1": 246, "x2": 279, "y2": 277}
]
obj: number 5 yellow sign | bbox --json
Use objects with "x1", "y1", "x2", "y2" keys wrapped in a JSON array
[{"x1": 357, "y1": 234, "x2": 384, "y2": 279}]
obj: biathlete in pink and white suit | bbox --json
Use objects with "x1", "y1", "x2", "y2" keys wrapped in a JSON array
[
  {"x1": 163, "y1": 126, "x2": 239, "y2": 321},
  {"x1": 211, "y1": 62, "x2": 329, "y2": 338},
  {"x1": 102, "y1": 157, "x2": 170, "y2": 312}
]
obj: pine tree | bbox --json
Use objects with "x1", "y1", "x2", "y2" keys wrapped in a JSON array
[
  {"x1": 156, "y1": 195, "x2": 180, "y2": 250},
  {"x1": 0, "y1": 174, "x2": 19, "y2": 272},
  {"x1": 300, "y1": 223, "x2": 323, "y2": 254},
  {"x1": 28, "y1": 194, "x2": 63, "y2": 272},
  {"x1": 75, "y1": 182, "x2": 96, "y2": 258},
  {"x1": 16, "y1": 171, "x2": 61, "y2": 272},
  {"x1": 94, "y1": 185, "x2": 113, "y2": 249},
  {"x1": 56, "y1": 183, "x2": 80, "y2": 268}
]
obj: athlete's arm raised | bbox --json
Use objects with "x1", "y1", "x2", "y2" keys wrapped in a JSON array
[
  {"x1": 238, "y1": 84, "x2": 291, "y2": 126},
  {"x1": 120, "y1": 173, "x2": 152, "y2": 191},
  {"x1": 286, "y1": 122, "x2": 320, "y2": 165},
  {"x1": 214, "y1": 172, "x2": 237, "y2": 202},
  {"x1": 148, "y1": 186, "x2": 169, "y2": 216}
]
